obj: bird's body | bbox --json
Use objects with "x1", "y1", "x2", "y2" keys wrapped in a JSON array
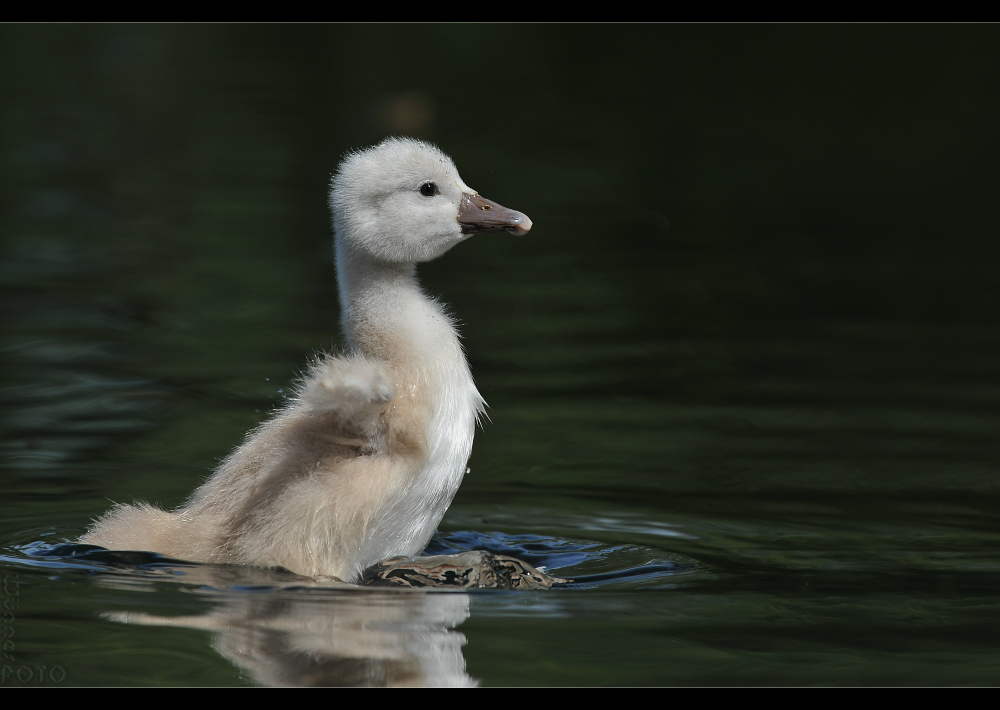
[{"x1": 81, "y1": 138, "x2": 531, "y2": 582}]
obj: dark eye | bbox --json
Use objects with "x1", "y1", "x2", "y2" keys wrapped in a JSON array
[{"x1": 419, "y1": 182, "x2": 438, "y2": 197}]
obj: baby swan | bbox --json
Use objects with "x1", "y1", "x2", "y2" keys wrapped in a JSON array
[{"x1": 81, "y1": 138, "x2": 533, "y2": 583}]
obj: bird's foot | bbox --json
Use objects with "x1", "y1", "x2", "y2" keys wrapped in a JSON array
[{"x1": 361, "y1": 550, "x2": 570, "y2": 590}]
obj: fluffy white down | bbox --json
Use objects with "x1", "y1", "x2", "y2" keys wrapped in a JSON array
[
  {"x1": 81, "y1": 137, "x2": 489, "y2": 582},
  {"x1": 330, "y1": 138, "x2": 487, "y2": 577}
]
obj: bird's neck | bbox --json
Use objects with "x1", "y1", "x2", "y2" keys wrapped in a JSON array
[
  {"x1": 336, "y1": 245, "x2": 459, "y2": 368},
  {"x1": 335, "y1": 243, "x2": 483, "y2": 565}
]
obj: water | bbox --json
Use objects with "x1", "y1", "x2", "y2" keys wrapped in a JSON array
[{"x1": 2, "y1": 25, "x2": 1000, "y2": 685}]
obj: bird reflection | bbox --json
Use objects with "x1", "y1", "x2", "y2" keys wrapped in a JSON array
[
  {"x1": 101, "y1": 566, "x2": 476, "y2": 687},
  {"x1": 60, "y1": 539, "x2": 564, "y2": 686}
]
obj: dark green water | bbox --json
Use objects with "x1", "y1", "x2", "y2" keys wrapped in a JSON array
[{"x1": 2, "y1": 25, "x2": 1000, "y2": 686}]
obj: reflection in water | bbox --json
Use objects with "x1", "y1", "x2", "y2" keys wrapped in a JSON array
[
  {"x1": 105, "y1": 574, "x2": 476, "y2": 687},
  {"x1": 4, "y1": 529, "x2": 691, "y2": 686},
  {"x1": 16, "y1": 543, "x2": 476, "y2": 686}
]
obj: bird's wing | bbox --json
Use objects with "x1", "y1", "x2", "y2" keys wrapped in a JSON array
[{"x1": 297, "y1": 354, "x2": 396, "y2": 438}]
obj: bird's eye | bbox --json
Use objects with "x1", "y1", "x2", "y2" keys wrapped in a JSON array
[{"x1": 419, "y1": 182, "x2": 438, "y2": 197}]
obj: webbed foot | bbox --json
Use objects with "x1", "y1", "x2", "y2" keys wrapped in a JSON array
[{"x1": 361, "y1": 550, "x2": 570, "y2": 590}]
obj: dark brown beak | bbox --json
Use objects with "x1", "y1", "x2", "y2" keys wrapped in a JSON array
[{"x1": 458, "y1": 194, "x2": 532, "y2": 236}]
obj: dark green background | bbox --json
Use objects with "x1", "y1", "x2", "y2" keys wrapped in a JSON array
[{"x1": 2, "y1": 25, "x2": 999, "y2": 685}]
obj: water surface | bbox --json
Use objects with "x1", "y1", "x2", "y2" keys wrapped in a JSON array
[{"x1": 2, "y1": 25, "x2": 999, "y2": 686}]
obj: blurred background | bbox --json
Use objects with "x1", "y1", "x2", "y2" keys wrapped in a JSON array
[{"x1": 2, "y1": 25, "x2": 999, "y2": 686}]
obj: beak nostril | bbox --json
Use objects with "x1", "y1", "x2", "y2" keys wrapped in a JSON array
[{"x1": 458, "y1": 193, "x2": 530, "y2": 235}]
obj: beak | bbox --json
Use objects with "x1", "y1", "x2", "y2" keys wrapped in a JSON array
[{"x1": 458, "y1": 194, "x2": 532, "y2": 235}]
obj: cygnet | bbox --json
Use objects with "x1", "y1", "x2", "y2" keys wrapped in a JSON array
[{"x1": 82, "y1": 137, "x2": 532, "y2": 583}]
